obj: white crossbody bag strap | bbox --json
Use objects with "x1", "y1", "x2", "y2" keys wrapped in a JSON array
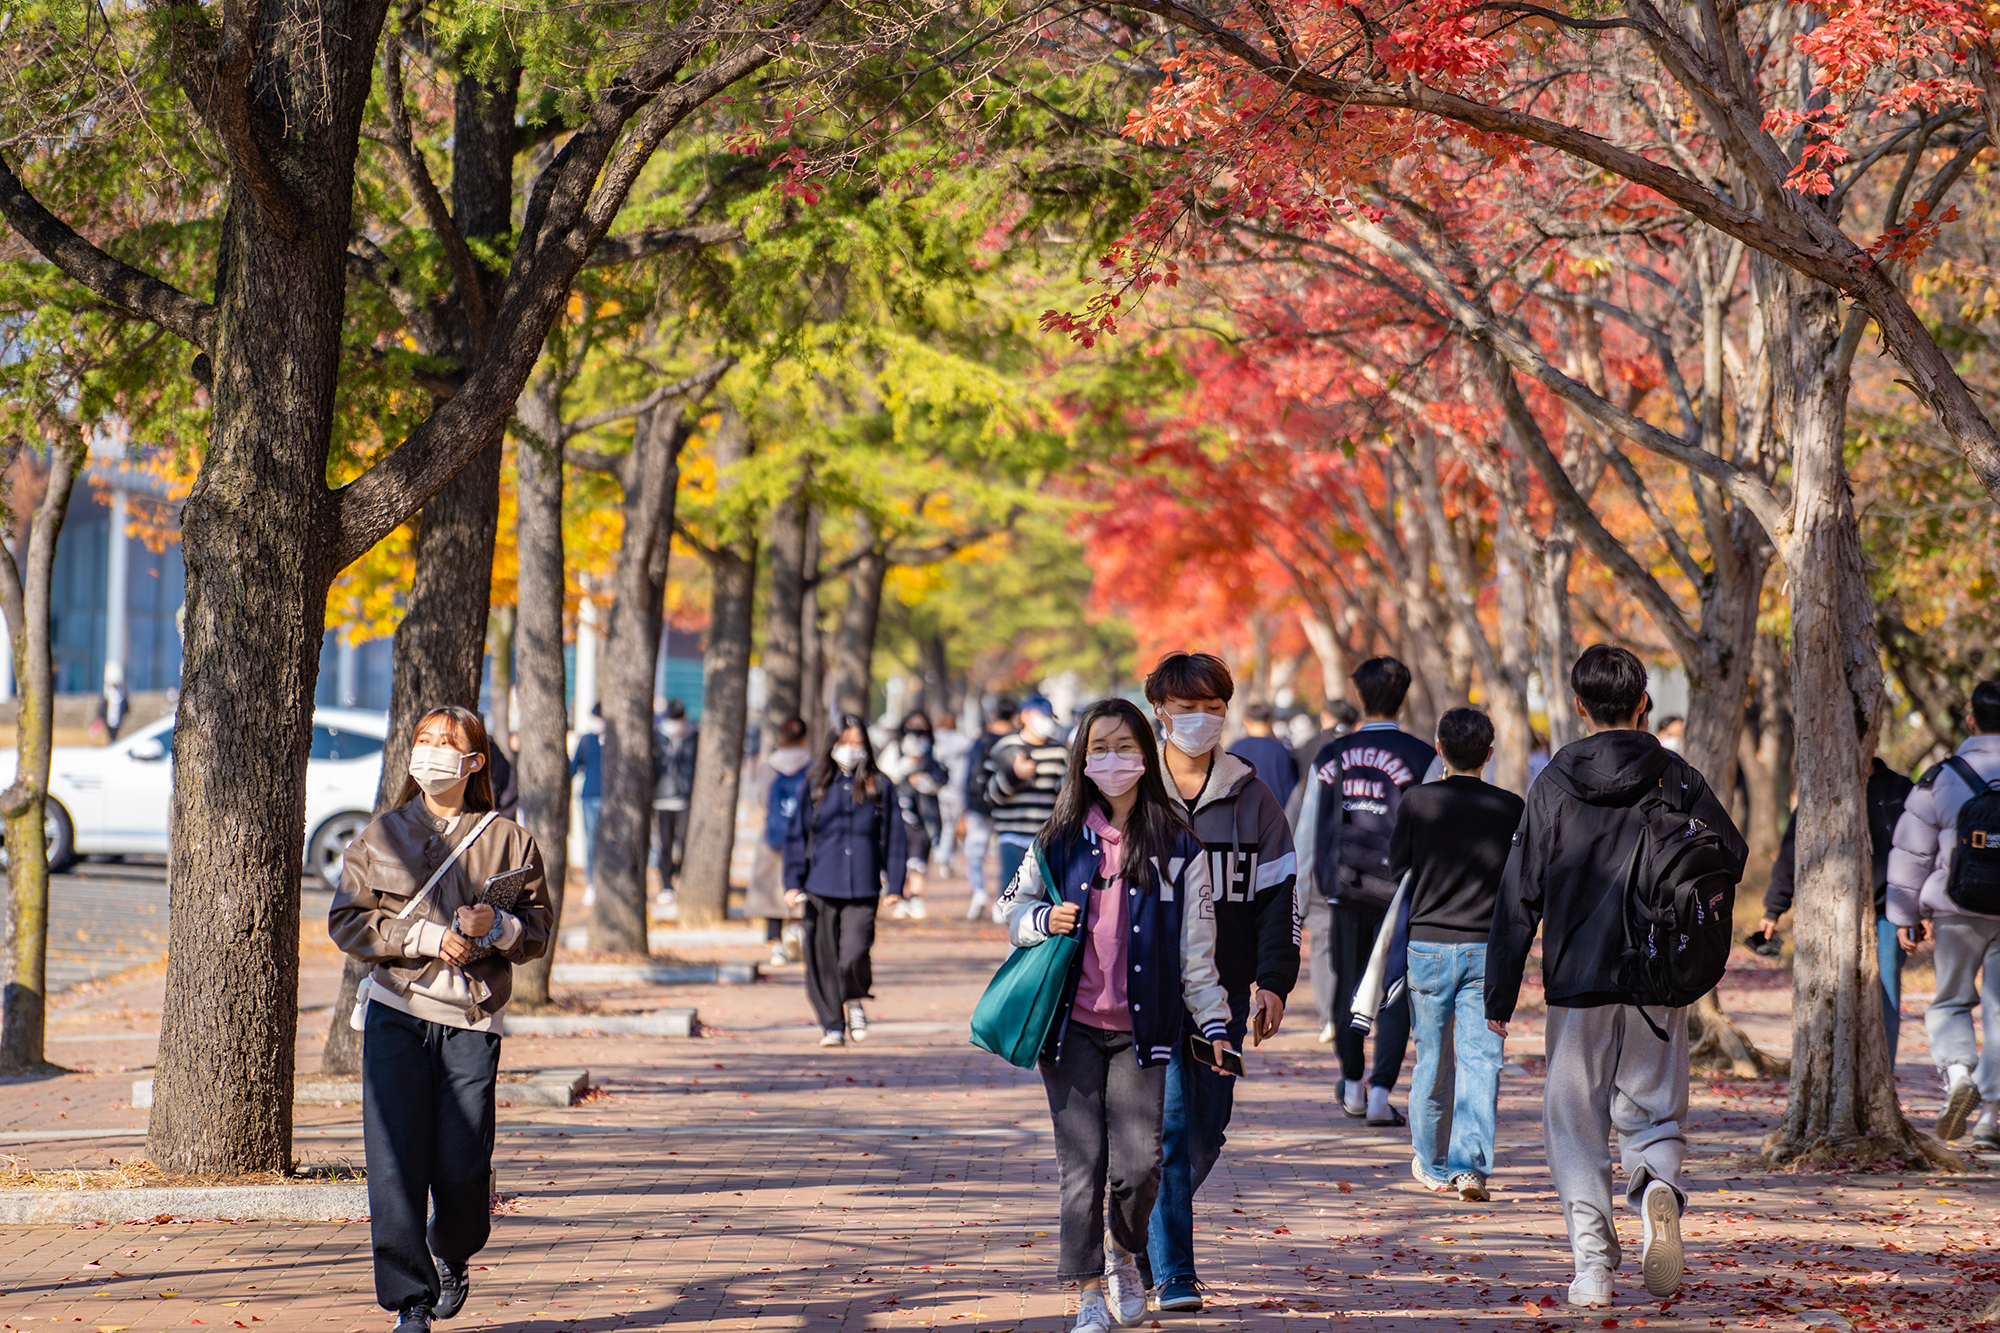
[{"x1": 350, "y1": 810, "x2": 502, "y2": 1030}]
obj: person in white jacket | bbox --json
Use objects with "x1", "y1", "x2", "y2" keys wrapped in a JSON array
[
  {"x1": 997, "y1": 697, "x2": 1231, "y2": 1333},
  {"x1": 1888, "y1": 680, "x2": 2000, "y2": 1144}
]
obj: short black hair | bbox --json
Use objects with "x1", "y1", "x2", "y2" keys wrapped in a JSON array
[
  {"x1": 1145, "y1": 651, "x2": 1235, "y2": 705},
  {"x1": 1436, "y1": 707, "x2": 1494, "y2": 772},
  {"x1": 1244, "y1": 701, "x2": 1276, "y2": 724},
  {"x1": 1326, "y1": 699, "x2": 1359, "y2": 726},
  {"x1": 776, "y1": 716, "x2": 808, "y2": 746},
  {"x1": 1973, "y1": 680, "x2": 2000, "y2": 732},
  {"x1": 991, "y1": 694, "x2": 1019, "y2": 722},
  {"x1": 1351, "y1": 657, "x2": 1412, "y2": 717},
  {"x1": 1571, "y1": 644, "x2": 1650, "y2": 726},
  {"x1": 665, "y1": 699, "x2": 687, "y2": 720}
]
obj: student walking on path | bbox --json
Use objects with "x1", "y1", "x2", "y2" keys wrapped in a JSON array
[
  {"x1": 962, "y1": 698, "x2": 1019, "y2": 920},
  {"x1": 1760, "y1": 757, "x2": 1912, "y2": 1062},
  {"x1": 1486, "y1": 645, "x2": 1745, "y2": 1309},
  {"x1": 1888, "y1": 678, "x2": 2000, "y2": 1143},
  {"x1": 990, "y1": 695, "x2": 1070, "y2": 895},
  {"x1": 998, "y1": 697, "x2": 1233, "y2": 1333},
  {"x1": 1140, "y1": 653, "x2": 1300, "y2": 1312},
  {"x1": 1393, "y1": 707, "x2": 1522, "y2": 1203},
  {"x1": 328, "y1": 705, "x2": 553, "y2": 1333},
  {"x1": 1295, "y1": 657, "x2": 1442, "y2": 1125},
  {"x1": 785, "y1": 713, "x2": 908, "y2": 1047},
  {"x1": 651, "y1": 699, "x2": 698, "y2": 889},
  {"x1": 1228, "y1": 701, "x2": 1297, "y2": 810},
  {"x1": 883, "y1": 711, "x2": 948, "y2": 920},
  {"x1": 747, "y1": 716, "x2": 812, "y2": 968}
]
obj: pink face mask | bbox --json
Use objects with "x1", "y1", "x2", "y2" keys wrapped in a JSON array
[{"x1": 1084, "y1": 752, "x2": 1146, "y2": 797}]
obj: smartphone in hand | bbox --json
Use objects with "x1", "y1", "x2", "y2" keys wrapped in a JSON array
[{"x1": 1189, "y1": 1034, "x2": 1246, "y2": 1078}]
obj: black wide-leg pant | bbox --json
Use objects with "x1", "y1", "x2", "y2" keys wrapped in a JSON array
[
  {"x1": 362, "y1": 1002, "x2": 500, "y2": 1312},
  {"x1": 803, "y1": 893, "x2": 878, "y2": 1030}
]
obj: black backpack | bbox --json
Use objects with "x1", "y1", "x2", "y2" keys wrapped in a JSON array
[
  {"x1": 1615, "y1": 770, "x2": 1740, "y2": 1031},
  {"x1": 1941, "y1": 757, "x2": 2000, "y2": 915}
]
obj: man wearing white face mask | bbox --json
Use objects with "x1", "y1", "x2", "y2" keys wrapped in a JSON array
[
  {"x1": 1139, "y1": 652, "x2": 1301, "y2": 1312},
  {"x1": 988, "y1": 695, "x2": 1071, "y2": 897}
]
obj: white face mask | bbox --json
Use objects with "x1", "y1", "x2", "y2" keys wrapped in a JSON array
[
  {"x1": 901, "y1": 734, "x2": 932, "y2": 757},
  {"x1": 663, "y1": 718, "x2": 689, "y2": 740},
  {"x1": 1162, "y1": 710, "x2": 1225, "y2": 757},
  {"x1": 831, "y1": 743, "x2": 867, "y2": 773},
  {"x1": 410, "y1": 744, "x2": 472, "y2": 797},
  {"x1": 1019, "y1": 713, "x2": 1052, "y2": 743}
]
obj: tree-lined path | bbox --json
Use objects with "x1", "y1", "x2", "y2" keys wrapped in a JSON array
[{"x1": 0, "y1": 874, "x2": 1993, "y2": 1332}]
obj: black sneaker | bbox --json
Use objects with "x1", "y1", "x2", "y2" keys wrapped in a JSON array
[
  {"x1": 394, "y1": 1304, "x2": 433, "y2": 1333},
  {"x1": 434, "y1": 1256, "x2": 469, "y2": 1319}
]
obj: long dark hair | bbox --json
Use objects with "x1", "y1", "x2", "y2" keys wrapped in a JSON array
[
  {"x1": 396, "y1": 704, "x2": 497, "y2": 812},
  {"x1": 809, "y1": 711, "x2": 882, "y2": 804},
  {"x1": 1038, "y1": 698, "x2": 1189, "y2": 890}
]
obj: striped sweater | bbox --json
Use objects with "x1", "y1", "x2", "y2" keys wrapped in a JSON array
[{"x1": 986, "y1": 734, "x2": 1069, "y2": 839}]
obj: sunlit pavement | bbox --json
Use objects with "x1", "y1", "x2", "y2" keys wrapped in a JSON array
[{"x1": 0, "y1": 874, "x2": 1996, "y2": 1333}]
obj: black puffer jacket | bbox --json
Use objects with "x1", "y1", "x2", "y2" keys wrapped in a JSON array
[{"x1": 1485, "y1": 730, "x2": 1745, "y2": 1021}]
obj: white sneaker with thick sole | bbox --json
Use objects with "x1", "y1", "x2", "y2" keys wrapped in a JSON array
[
  {"x1": 1410, "y1": 1157, "x2": 1449, "y2": 1192},
  {"x1": 907, "y1": 897, "x2": 928, "y2": 920},
  {"x1": 1937, "y1": 1065, "x2": 1981, "y2": 1141},
  {"x1": 1103, "y1": 1235, "x2": 1146, "y2": 1327},
  {"x1": 1071, "y1": 1294, "x2": 1113, "y2": 1333},
  {"x1": 819, "y1": 1029, "x2": 845, "y2": 1048},
  {"x1": 1451, "y1": 1172, "x2": 1489, "y2": 1202},
  {"x1": 846, "y1": 1003, "x2": 869, "y2": 1042},
  {"x1": 1567, "y1": 1268, "x2": 1614, "y2": 1308},
  {"x1": 769, "y1": 944, "x2": 789, "y2": 968},
  {"x1": 1640, "y1": 1179, "x2": 1685, "y2": 1297}
]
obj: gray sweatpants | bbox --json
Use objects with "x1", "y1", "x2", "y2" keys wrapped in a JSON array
[
  {"x1": 1927, "y1": 914, "x2": 2000, "y2": 1098},
  {"x1": 1543, "y1": 1004, "x2": 1689, "y2": 1275},
  {"x1": 1306, "y1": 895, "x2": 1336, "y2": 1029}
]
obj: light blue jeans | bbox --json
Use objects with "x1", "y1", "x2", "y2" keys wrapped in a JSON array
[
  {"x1": 1877, "y1": 914, "x2": 1905, "y2": 1065},
  {"x1": 1407, "y1": 940, "x2": 1503, "y2": 1181}
]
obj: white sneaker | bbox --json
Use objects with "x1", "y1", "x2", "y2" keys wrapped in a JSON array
[
  {"x1": 1317, "y1": 1022, "x2": 1335, "y2": 1044},
  {"x1": 1410, "y1": 1156, "x2": 1449, "y2": 1192},
  {"x1": 1566, "y1": 1268, "x2": 1613, "y2": 1308},
  {"x1": 846, "y1": 1003, "x2": 869, "y2": 1042},
  {"x1": 769, "y1": 943, "x2": 789, "y2": 968},
  {"x1": 966, "y1": 893, "x2": 990, "y2": 921},
  {"x1": 1103, "y1": 1235, "x2": 1146, "y2": 1327},
  {"x1": 1640, "y1": 1180, "x2": 1684, "y2": 1297},
  {"x1": 1938, "y1": 1064, "x2": 1981, "y2": 1141},
  {"x1": 906, "y1": 897, "x2": 927, "y2": 920},
  {"x1": 819, "y1": 1029, "x2": 845, "y2": 1048},
  {"x1": 1071, "y1": 1293, "x2": 1113, "y2": 1333},
  {"x1": 1451, "y1": 1172, "x2": 1489, "y2": 1202},
  {"x1": 890, "y1": 898, "x2": 911, "y2": 920}
]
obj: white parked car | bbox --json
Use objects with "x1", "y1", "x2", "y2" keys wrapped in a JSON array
[{"x1": 0, "y1": 706, "x2": 388, "y2": 888}]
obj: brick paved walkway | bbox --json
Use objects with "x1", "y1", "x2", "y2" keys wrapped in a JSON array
[{"x1": 1, "y1": 875, "x2": 1996, "y2": 1333}]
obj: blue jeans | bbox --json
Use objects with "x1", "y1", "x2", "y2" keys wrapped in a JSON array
[
  {"x1": 1406, "y1": 941, "x2": 1503, "y2": 1181},
  {"x1": 1145, "y1": 988, "x2": 1252, "y2": 1288},
  {"x1": 1878, "y1": 914, "x2": 1905, "y2": 1065},
  {"x1": 580, "y1": 797, "x2": 602, "y2": 875}
]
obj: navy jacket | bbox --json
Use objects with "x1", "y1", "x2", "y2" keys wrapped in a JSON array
[
  {"x1": 782, "y1": 770, "x2": 909, "y2": 901},
  {"x1": 999, "y1": 824, "x2": 1230, "y2": 1068},
  {"x1": 1295, "y1": 723, "x2": 1440, "y2": 908}
]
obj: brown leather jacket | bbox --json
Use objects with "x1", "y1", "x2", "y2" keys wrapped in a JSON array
[{"x1": 328, "y1": 798, "x2": 552, "y2": 1022}]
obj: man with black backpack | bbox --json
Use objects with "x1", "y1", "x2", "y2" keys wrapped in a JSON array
[
  {"x1": 1486, "y1": 645, "x2": 1746, "y2": 1309},
  {"x1": 1888, "y1": 679, "x2": 2000, "y2": 1145},
  {"x1": 1295, "y1": 657, "x2": 1443, "y2": 1126}
]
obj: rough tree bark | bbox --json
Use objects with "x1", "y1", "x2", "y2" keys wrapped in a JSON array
[
  {"x1": 830, "y1": 514, "x2": 888, "y2": 720},
  {"x1": 1763, "y1": 275, "x2": 1946, "y2": 1166},
  {"x1": 799, "y1": 509, "x2": 826, "y2": 748},
  {"x1": 0, "y1": 436, "x2": 82, "y2": 1074},
  {"x1": 489, "y1": 605, "x2": 516, "y2": 743},
  {"x1": 677, "y1": 410, "x2": 758, "y2": 929},
  {"x1": 579, "y1": 409, "x2": 684, "y2": 955},
  {"x1": 509, "y1": 376, "x2": 571, "y2": 1008},
  {"x1": 762, "y1": 490, "x2": 808, "y2": 741}
]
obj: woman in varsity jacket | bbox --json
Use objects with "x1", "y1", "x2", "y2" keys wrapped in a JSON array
[{"x1": 999, "y1": 697, "x2": 1231, "y2": 1333}]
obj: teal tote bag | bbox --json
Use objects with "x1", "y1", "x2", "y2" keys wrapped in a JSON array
[{"x1": 968, "y1": 843, "x2": 1080, "y2": 1068}]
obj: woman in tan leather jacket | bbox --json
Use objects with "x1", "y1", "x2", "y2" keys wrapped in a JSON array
[{"x1": 329, "y1": 705, "x2": 551, "y2": 1333}]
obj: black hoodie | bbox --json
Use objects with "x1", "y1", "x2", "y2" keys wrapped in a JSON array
[{"x1": 1485, "y1": 729, "x2": 1746, "y2": 1021}]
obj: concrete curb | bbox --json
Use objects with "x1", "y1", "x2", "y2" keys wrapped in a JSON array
[
  {"x1": 0, "y1": 1182, "x2": 369, "y2": 1226},
  {"x1": 132, "y1": 1069, "x2": 591, "y2": 1109},
  {"x1": 550, "y1": 962, "x2": 758, "y2": 986},
  {"x1": 506, "y1": 1009, "x2": 696, "y2": 1038}
]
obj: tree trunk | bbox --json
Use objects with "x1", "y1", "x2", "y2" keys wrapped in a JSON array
[
  {"x1": 799, "y1": 508, "x2": 825, "y2": 747},
  {"x1": 1536, "y1": 528, "x2": 1581, "y2": 753},
  {"x1": 762, "y1": 491, "x2": 807, "y2": 741},
  {"x1": 589, "y1": 410, "x2": 684, "y2": 955},
  {"x1": 831, "y1": 517, "x2": 886, "y2": 721},
  {"x1": 0, "y1": 438, "x2": 82, "y2": 1074},
  {"x1": 489, "y1": 603, "x2": 516, "y2": 742},
  {"x1": 1761, "y1": 275, "x2": 1945, "y2": 1167},
  {"x1": 919, "y1": 632, "x2": 951, "y2": 721},
  {"x1": 1298, "y1": 608, "x2": 1350, "y2": 707},
  {"x1": 152, "y1": 173, "x2": 363, "y2": 1172},
  {"x1": 1489, "y1": 507, "x2": 1537, "y2": 794},
  {"x1": 509, "y1": 389, "x2": 570, "y2": 1007},
  {"x1": 679, "y1": 539, "x2": 757, "y2": 928}
]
